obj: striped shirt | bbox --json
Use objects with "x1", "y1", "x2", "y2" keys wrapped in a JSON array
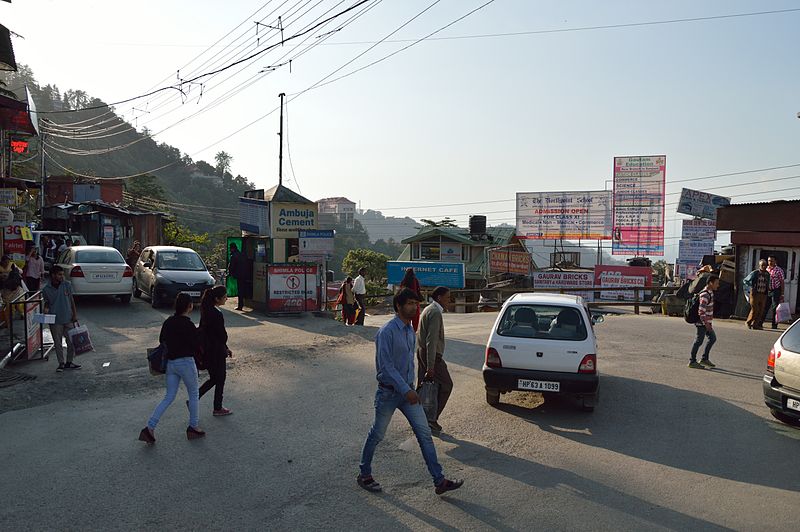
[
  {"x1": 767, "y1": 265, "x2": 785, "y2": 291},
  {"x1": 698, "y1": 288, "x2": 714, "y2": 325}
]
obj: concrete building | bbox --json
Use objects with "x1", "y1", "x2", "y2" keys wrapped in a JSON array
[{"x1": 317, "y1": 197, "x2": 355, "y2": 229}]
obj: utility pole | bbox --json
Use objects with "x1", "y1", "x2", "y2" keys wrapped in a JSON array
[
  {"x1": 278, "y1": 92, "x2": 285, "y2": 186},
  {"x1": 40, "y1": 131, "x2": 46, "y2": 216}
]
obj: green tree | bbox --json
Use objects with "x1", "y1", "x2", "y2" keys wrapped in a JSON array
[
  {"x1": 164, "y1": 222, "x2": 209, "y2": 248},
  {"x1": 342, "y1": 249, "x2": 390, "y2": 283},
  {"x1": 420, "y1": 217, "x2": 458, "y2": 227},
  {"x1": 214, "y1": 151, "x2": 233, "y2": 177},
  {"x1": 125, "y1": 174, "x2": 167, "y2": 201},
  {"x1": 652, "y1": 259, "x2": 670, "y2": 286}
]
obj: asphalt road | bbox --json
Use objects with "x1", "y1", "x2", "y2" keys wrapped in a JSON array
[{"x1": 1, "y1": 296, "x2": 798, "y2": 531}]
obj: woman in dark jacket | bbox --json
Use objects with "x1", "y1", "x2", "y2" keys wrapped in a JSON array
[
  {"x1": 139, "y1": 292, "x2": 205, "y2": 444},
  {"x1": 198, "y1": 285, "x2": 233, "y2": 416}
]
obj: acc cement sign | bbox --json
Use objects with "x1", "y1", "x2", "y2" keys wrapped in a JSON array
[
  {"x1": 516, "y1": 191, "x2": 612, "y2": 240},
  {"x1": 387, "y1": 261, "x2": 465, "y2": 289}
]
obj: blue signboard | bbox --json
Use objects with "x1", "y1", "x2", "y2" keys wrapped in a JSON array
[
  {"x1": 299, "y1": 230, "x2": 334, "y2": 238},
  {"x1": 387, "y1": 261, "x2": 465, "y2": 289}
]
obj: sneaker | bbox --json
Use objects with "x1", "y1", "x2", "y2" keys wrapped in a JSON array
[
  {"x1": 435, "y1": 478, "x2": 464, "y2": 495},
  {"x1": 56, "y1": 364, "x2": 65, "y2": 373},
  {"x1": 687, "y1": 361, "x2": 705, "y2": 369},
  {"x1": 64, "y1": 362, "x2": 81, "y2": 370},
  {"x1": 429, "y1": 420, "x2": 442, "y2": 434},
  {"x1": 356, "y1": 475, "x2": 382, "y2": 493},
  {"x1": 186, "y1": 426, "x2": 206, "y2": 440},
  {"x1": 213, "y1": 407, "x2": 233, "y2": 416},
  {"x1": 699, "y1": 359, "x2": 716, "y2": 368},
  {"x1": 138, "y1": 427, "x2": 155, "y2": 444}
]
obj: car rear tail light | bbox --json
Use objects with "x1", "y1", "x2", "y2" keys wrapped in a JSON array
[
  {"x1": 767, "y1": 347, "x2": 777, "y2": 374},
  {"x1": 70, "y1": 266, "x2": 84, "y2": 278},
  {"x1": 123, "y1": 266, "x2": 133, "y2": 277},
  {"x1": 579, "y1": 354, "x2": 597, "y2": 374},
  {"x1": 486, "y1": 347, "x2": 502, "y2": 368}
]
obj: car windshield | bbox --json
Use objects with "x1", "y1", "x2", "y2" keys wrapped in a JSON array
[
  {"x1": 781, "y1": 322, "x2": 800, "y2": 352},
  {"x1": 156, "y1": 251, "x2": 206, "y2": 271},
  {"x1": 497, "y1": 304, "x2": 588, "y2": 341},
  {"x1": 75, "y1": 249, "x2": 124, "y2": 264}
]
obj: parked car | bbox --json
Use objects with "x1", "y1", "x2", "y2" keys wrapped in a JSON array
[
  {"x1": 763, "y1": 319, "x2": 800, "y2": 426},
  {"x1": 55, "y1": 246, "x2": 133, "y2": 303},
  {"x1": 482, "y1": 293, "x2": 602, "y2": 412},
  {"x1": 133, "y1": 246, "x2": 215, "y2": 308}
]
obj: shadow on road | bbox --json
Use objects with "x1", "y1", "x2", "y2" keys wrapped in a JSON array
[
  {"x1": 493, "y1": 375, "x2": 800, "y2": 493},
  {"x1": 437, "y1": 433, "x2": 729, "y2": 531}
]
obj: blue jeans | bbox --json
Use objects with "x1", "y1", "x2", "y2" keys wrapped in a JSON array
[
  {"x1": 148, "y1": 357, "x2": 200, "y2": 429},
  {"x1": 359, "y1": 387, "x2": 444, "y2": 485},
  {"x1": 690, "y1": 324, "x2": 717, "y2": 362}
]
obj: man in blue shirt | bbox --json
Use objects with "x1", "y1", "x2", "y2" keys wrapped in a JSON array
[
  {"x1": 41, "y1": 265, "x2": 80, "y2": 372},
  {"x1": 357, "y1": 288, "x2": 463, "y2": 495}
]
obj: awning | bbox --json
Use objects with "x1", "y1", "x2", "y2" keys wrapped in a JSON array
[
  {"x1": 0, "y1": 92, "x2": 37, "y2": 136},
  {"x1": 0, "y1": 24, "x2": 16, "y2": 72}
]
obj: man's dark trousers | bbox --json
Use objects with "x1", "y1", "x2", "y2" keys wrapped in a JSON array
[
  {"x1": 763, "y1": 289, "x2": 782, "y2": 329},
  {"x1": 355, "y1": 294, "x2": 366, "y2": 325},
  {"x1": 416, "y1": 351, "x2": 453, "y2": 419}
]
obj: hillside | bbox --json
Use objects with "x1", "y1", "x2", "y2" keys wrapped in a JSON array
[{"x1": 0, "y1": 64, "x2": 251, "y2": 235}]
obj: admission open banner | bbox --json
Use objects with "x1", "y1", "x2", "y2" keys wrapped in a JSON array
[{"x1": 517, "y1": 191, "x2": 612, "y2": 240}]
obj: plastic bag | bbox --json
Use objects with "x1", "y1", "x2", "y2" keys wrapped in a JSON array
[
  {"x1": 776, "y1": 302, "x2": 792, "y2": 323},
  {"x1": 419, "y1": 380, "x2": 438, "y2": 422},
  {"x1": 67, "y1": 322, "x2": 94, "y2": 355}
]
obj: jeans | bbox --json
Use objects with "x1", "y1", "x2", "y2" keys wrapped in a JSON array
[
  {"x1": 763, "y1": 289, "x2": 782, "y2": 328},
  {"x1": 148, "y1": 357, "x2": 200, "y2": 429},
  {"x1": 199, "y1": 354, "x2": 226, "y2": 410},
  {"x1": 690, "y1": 324, "x2": 717, "y2": 362},
  {"x1": 359, "y1": 387, "x2": 444, "y2": 485},
  {"x1": 49, "y1": 323, "x2": 75, "y2": 365}
]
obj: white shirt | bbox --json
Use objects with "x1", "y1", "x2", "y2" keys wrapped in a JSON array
[
  {"x1": 353, "y1": 275, "x2": 366, "y2": 295},
  {"x1": 430, "y1": 299, "x2": 443, "y2": 313}
]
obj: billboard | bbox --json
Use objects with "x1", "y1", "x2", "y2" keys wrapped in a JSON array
[
  {"x1": 612, "y1": 155, "x2": 666, "y2": 256},
  {"x1": 677, "y1": 188, "x2": 730, "y2": 221},
  {"x1": 681, "y1": 219, "x2": 716, "y2": 240},
  {"x1": 516, "y1": 191, "x2": 612, "y2": 240},
  {"x1": 387, "y1": 261, "x2": 465, "y2": 289},
  {"x1": 239, "y1": 197, "x2": 270, "y2": 235},
  {"x1": 531, "y1": 270, "x2": 594, "y2": 302},
  {"x1": 268, "y1": 264, "x2": 318, "y2": 312},
  {"x1": 489, "y1": 249, "x2": 532, "y2": 275},
  {"x1": 678, "y1": 239, "x2": 714, "y2": 265},
  {"x1": 594, "y1": 265, "x2": 653, "y2": 301},
  {"x1": 270, "y1": 202, "x2": 318, "y2": 239}
]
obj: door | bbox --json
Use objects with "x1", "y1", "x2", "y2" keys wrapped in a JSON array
[{"x1": 753, "y1": 248, "x2": 798, "y2": 314}]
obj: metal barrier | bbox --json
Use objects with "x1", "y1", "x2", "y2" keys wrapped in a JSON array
[{"x1": 5, "y1": 290, "x2": 53, "y2": 365}]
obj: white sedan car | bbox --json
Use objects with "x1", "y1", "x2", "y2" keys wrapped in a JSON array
[
  {"x1": 55, "y1": 246, "x2": 133, "y2": 303},
  {"x1": 483, "y1": 293, "x2": 602, "y2": 412}
]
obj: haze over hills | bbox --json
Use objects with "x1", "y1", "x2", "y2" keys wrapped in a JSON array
[{"x1": 355, "y1": 209, "x2": 420, "y2": 244}]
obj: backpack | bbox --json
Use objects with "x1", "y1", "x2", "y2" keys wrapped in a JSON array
[
  {"x1": 5, "y1": 266, "x2": 22, "y2": 291},
  {"x1": 684, "y1": 293, "x2": 701, "y2": 324}
]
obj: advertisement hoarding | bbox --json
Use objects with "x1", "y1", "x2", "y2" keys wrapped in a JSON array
[
  {"x1": 268, "y1": 264, "x2": 318, "y2": 312},
  {"x1": 239, "y1": 197, "x2": 270, "y2": 235},
  {"x1": 678, "y1": 239, "x2": 714, "y2": 265},
  {"x1": 531, "y1": 270, "x2": 594, "y2": 302},
  {"x1": 516, "y1": 191, "x2": 612, "y2": 240},
  {"x1": 677, "y1": 188, "x2": 731, "y2": 221},
  {"x1": 25, "y1": 300, "x2": 41, "y2": 358},
  {"x1": 675, "y1": 261, "x2": 699, "y2": 281},
  {"x1": 681, "y1": 219, "x2": 716, "y2": 240},
  {"x1": 387, "y1": 261, "x2": 465, "y2": 289},
  {"x1": 594, "y1": 265, "x2": 653, "y2": 301},
  {"x1": 488, "y1": 249, "x2": 532, "y2": 275},
  {"x1": 612, "y1": 155, "x2": 666, "y2": 256},
  {"x1": 299, "y1": 230, "x2": 334, "y2": 261},
  {"x1": 270, "y1": 202, "x2": 318, "y2": 239}
]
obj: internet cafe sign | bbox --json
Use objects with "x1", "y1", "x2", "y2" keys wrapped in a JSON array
[{"x1": 270, "y1": 202, "x2": 319, "y2": 239}]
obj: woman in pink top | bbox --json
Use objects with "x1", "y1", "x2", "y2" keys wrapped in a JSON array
[{"x1": 24, "y1": 247, "x2": 45, "y2": 291}]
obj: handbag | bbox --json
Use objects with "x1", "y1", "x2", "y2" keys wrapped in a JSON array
[
  {"x1": 419, "y1": 380, "x2": 439, "y2": 423},
  {"x1": 67, "y1": 322, "x2": 94, "y2": 355},
  {"x1": 147, "y1": 343, "x2": 168, "y2": 376},
  {"x1": 776, "y1": 302, "x2": 792, "y2": 323}
]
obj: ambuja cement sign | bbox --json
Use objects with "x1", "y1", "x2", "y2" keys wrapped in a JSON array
[{"x1": 270, "y1": 202, "x2": 319, "y2": 239}]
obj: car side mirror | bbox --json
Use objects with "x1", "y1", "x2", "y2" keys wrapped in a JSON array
[{"x1": 591, "y1": 314, "x2": 605, "y2": 325}]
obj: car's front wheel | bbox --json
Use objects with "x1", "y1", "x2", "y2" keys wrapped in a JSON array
[
  {"x1": 486, "y1": 387, "x2": 500, "y2": 407},
  {"x1": 150, "y1": 285, "x2": 161, "y2": 308}
]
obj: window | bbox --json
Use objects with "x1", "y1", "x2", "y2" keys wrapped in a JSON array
[
  {"x1": 75, "y1": 249, "x2": 124, "y2": 264},
  {"x1": 156, "y1": 251, "x2": 206, "y2": 271},
  {"x1": 420, "y1": 241, "x2": 441, "y2": 261},
  {"x1": 497, "y1": 304, "x2": 587, "y2": 341},
  {"x1": 462, "y1": 246, "x2": 471, "y2": 261}
]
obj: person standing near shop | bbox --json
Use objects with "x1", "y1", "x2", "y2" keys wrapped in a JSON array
[
  {"x1": 198, "y1": 285, "x2": 233, "y2": 416},
  {"x1": 743, "y1": 259, "x2": 770, "y2": 330},
  {"x1": 764, "y1": 256, "x2": 785, "y2": 330},
  {"x1": 227, "y1": 243, "x2": 246, "y2": 311},
  {"x1": 126, "y1": 241, "x2": 141, "y2": 270},
  {"x1": 353, "y1": 267, "x2": 367, "y2": 326},
  {"x1": 339, "y1": 277, "x2": 357, "y2": 326},
  {"x1": 139, "y1": 292, "x2": 205, "y2": 444},
  {"x1": 41, "y1": 266, "x2": 80, "y2": 372},
  {"x1": 417, "y1": 286, "x2": 453, "y2": 435},
  {"x1": 24, "y1": 246, "x2": 45, "y2": 292},
  {"x1": 688, "y1": 275, "x2": 719, "y2": 369},
  {"x1": 356, "y1": 288, "x2": 464, "y2": 495}
]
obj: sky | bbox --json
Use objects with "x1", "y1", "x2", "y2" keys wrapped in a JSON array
[{"x1": 2, "y1": 0, "x2": 799, "y2": 260}]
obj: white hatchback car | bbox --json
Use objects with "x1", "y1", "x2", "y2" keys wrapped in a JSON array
[
  {"x1": 763, "y1": 319, "x2": 800, "y2": 425},
  {"x1": 55, "y1": 246, "x2": 134, "y2": 303},
  {"x1": 483, "y1": 293, "x2": 601, "y2": 412}
]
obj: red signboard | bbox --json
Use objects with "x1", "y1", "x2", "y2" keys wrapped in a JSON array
[
  {"x1": 488, "y1": 249, "x2": 532, "y2": 275},
  {"x1": 268, "y1": 264, "x2": 319, "y2": 312},
  {"x1": 593, "y1": 265, "x2": 652, "y2": 301},
  {"x1": 11, "y1": 139, "x2": 28, "y2": 154}
]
